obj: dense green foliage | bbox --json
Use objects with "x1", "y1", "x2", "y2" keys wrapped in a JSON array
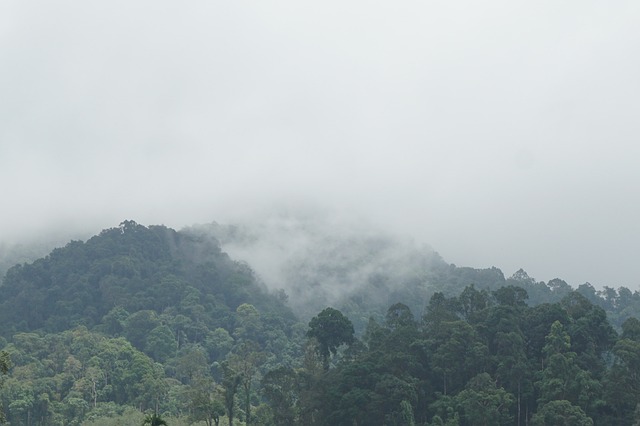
[
  {"x1": 1, "y1": 221, "x2": 640, "y2": 425},
  {"x1": 0, "y1": 221, "x2": 296, "y2": 337},
  {"x1": 0, "y1": 221, "x2": 301, "y2": 425}
]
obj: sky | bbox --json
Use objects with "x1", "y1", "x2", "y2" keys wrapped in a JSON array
[{"x1": 1, "y1": 1, "x2": 639, "y2": 289}]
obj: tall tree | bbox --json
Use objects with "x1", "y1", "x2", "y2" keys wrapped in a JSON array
[
  {"x1": 430, "y1": 321, "x2": 488, "y2": 395},
  {"x1": 603, "y1": 327, "x2": 640, "y2": 423},
  {"x1": 226, "y1": 341, "x2": 266, "y2": 426},
  {"x1": 142, "y1": 413, "x2": 168, "y2": 426},
  {"x1": 422, "y1": 293, "x2": 459, "y2": 334},
  {"x1": 536, "y1": 321, "x2": 600, "y2": 416},
  {"x1": 307, "y1": 308, "x2": 354, "y2": 370},
  {"x1": 490, "y1": 325, "x2": 530, "y2": 426},
  {"x1": 457, "y1": 285, "x2": 490, "y2": 321},
  {"x1": 220, "y1": 361, "x2": 241, "y2": 426}
]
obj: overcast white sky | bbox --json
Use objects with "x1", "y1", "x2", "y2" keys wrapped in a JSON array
[{"x1": 1, "y1": 1, "x2": 639, "y2": 289}]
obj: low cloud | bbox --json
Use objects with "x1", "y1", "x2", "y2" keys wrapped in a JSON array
[{"x1": 1, "y1": 1, "x2": 639, "y2": 289}]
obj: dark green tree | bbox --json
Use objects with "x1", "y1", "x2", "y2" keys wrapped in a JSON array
[
  {"x1": 422, "y1": 293, "x2": 459, "y2": 334},
  {"x1": 455, "y1": 373, "x2": 514, "y2": 426},
  {"x1": 385, "y1": 303, "x2": 416, "y2": 330},
  {"x1": 492, "y1": 285, "x2": 528, "y2": 308},
  {"x1": 523, "y1": 303, "x2": 570, "y2": 368},
  {"x1": 531, "y1": 400, "x2": 593, "y2": 426},
  {"x1": 220, "y1": 361, "x2": 241, "y2": 426},
  {"x1": 430, "y1": 320, "x2": 488, "y2": 395},
  {"x1": 145, "y1": 325, "x2": 176, "y2": 362},
  {"x1": 227, "y1": 340, "x2": 266, "y2": 425},
  {"x1": 603, "y1": 333, "x2": 640, "y2": 423},
  {"x1": 457, "y1": 285, "x2": 490, "y2": 321},
  {"x1": 622, "y1": 317, "x2": 640, "y2": 341},
  {"x1": 493, "y1": 329, "x2": 530, "y2": 426},
  {"x1": 561, "y1": 292, "x2": 616, "y2": 376},
  {"x1": 536, "y1": 321, "x2": 600, "y2": 416},
  {"x1": 142, "y1": 413, "x2": 168, "y2": 426},
  {"x1": 307, "y1": 308, "x2": 355, "y2": 370}
]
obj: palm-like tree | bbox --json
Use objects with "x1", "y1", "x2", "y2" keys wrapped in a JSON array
[{"x1": 143, "y1": 413, "x2": 168, "y2": 426}]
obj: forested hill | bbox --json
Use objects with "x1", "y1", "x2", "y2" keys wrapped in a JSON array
[
  {"x1": 202, "y1": 220, "x2": 640, "y2": 332},
  {"x1": 2, "y1": 221, "x2": 640, "y2": 425},
  {"x1": 0, "y1": 221, "x2": 304, "y2": 426},
  {"x1": 3, "y1": 220, "x2": 640, "y2": 336},
  {"x1": 0, "y1": 220, "x2": 296, "y2": 341}
]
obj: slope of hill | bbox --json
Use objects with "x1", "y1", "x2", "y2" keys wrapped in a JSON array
[
  {"x1": 194, "y1": 217, "x2": 640, "y2": 331},
  {"x1": 2, "y1": 219, "x2": 640, "y2": 425},
  {"x1": 0, "y1": 220, "x2": 297, "y2": 346}
]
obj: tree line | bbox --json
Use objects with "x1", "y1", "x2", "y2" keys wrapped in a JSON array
[{"x1": 2, "y1": 288, "x2": 640, "y2": 425}]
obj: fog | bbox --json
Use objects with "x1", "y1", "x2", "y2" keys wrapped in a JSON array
[
  {"x1": 1, "y1": 1, "x2": 639, "y2": 289},
  {"x1": 192, "y1": 211, "x2": 444, "y2": 318}
]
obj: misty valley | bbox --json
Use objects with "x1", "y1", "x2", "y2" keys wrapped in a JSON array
[{"x1": 1, "y1": 220, "x2": 640, "y2": 426}]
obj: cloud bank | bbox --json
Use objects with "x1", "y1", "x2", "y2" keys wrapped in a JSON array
[{"x1": 1, "y1": 1, "x2": 639, "y2": 288}]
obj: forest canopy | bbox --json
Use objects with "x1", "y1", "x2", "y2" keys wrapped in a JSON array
[{"x1": 0, "y1": 221, "x2": 639, "y2": 425}]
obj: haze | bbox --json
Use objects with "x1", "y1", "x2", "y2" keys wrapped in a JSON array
[{"x1": 1, "y1": 1, "x2": 639, "y2": 289}]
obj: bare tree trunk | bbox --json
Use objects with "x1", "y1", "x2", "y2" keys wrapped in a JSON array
[
  {"x1": 517, "y1": 381, "x2": 521, "y2": 426},
  {"x1": 443, "y1": 372, "x2": 447, "y2": 395}
]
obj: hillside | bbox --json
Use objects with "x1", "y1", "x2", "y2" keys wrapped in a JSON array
[
  {"x1": 0, "y1": 220, "x2": 296, "y2": 338},
  {"x1": 198, "y1": 218, "x2": 640, "y2": 331},
  {"x1": 1, "y1": 220, "x2": 640, "y2": 425}
]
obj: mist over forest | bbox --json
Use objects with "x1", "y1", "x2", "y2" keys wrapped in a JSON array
[
  {"x1": 1, "y1": 219, "x2": 640, "y2": 425},
  {"x1": 2, "y1": 1, "x2": 640, "y2": 290},
  {"x1": 1, "y1": 212, "x2": 638, "y2": 331},
  {"x1": 1, "y1": 212, "x2": 632, "y2": 325},
  {"x1": 2, "y1": 0, "x2": 640, "y2": 424}
]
